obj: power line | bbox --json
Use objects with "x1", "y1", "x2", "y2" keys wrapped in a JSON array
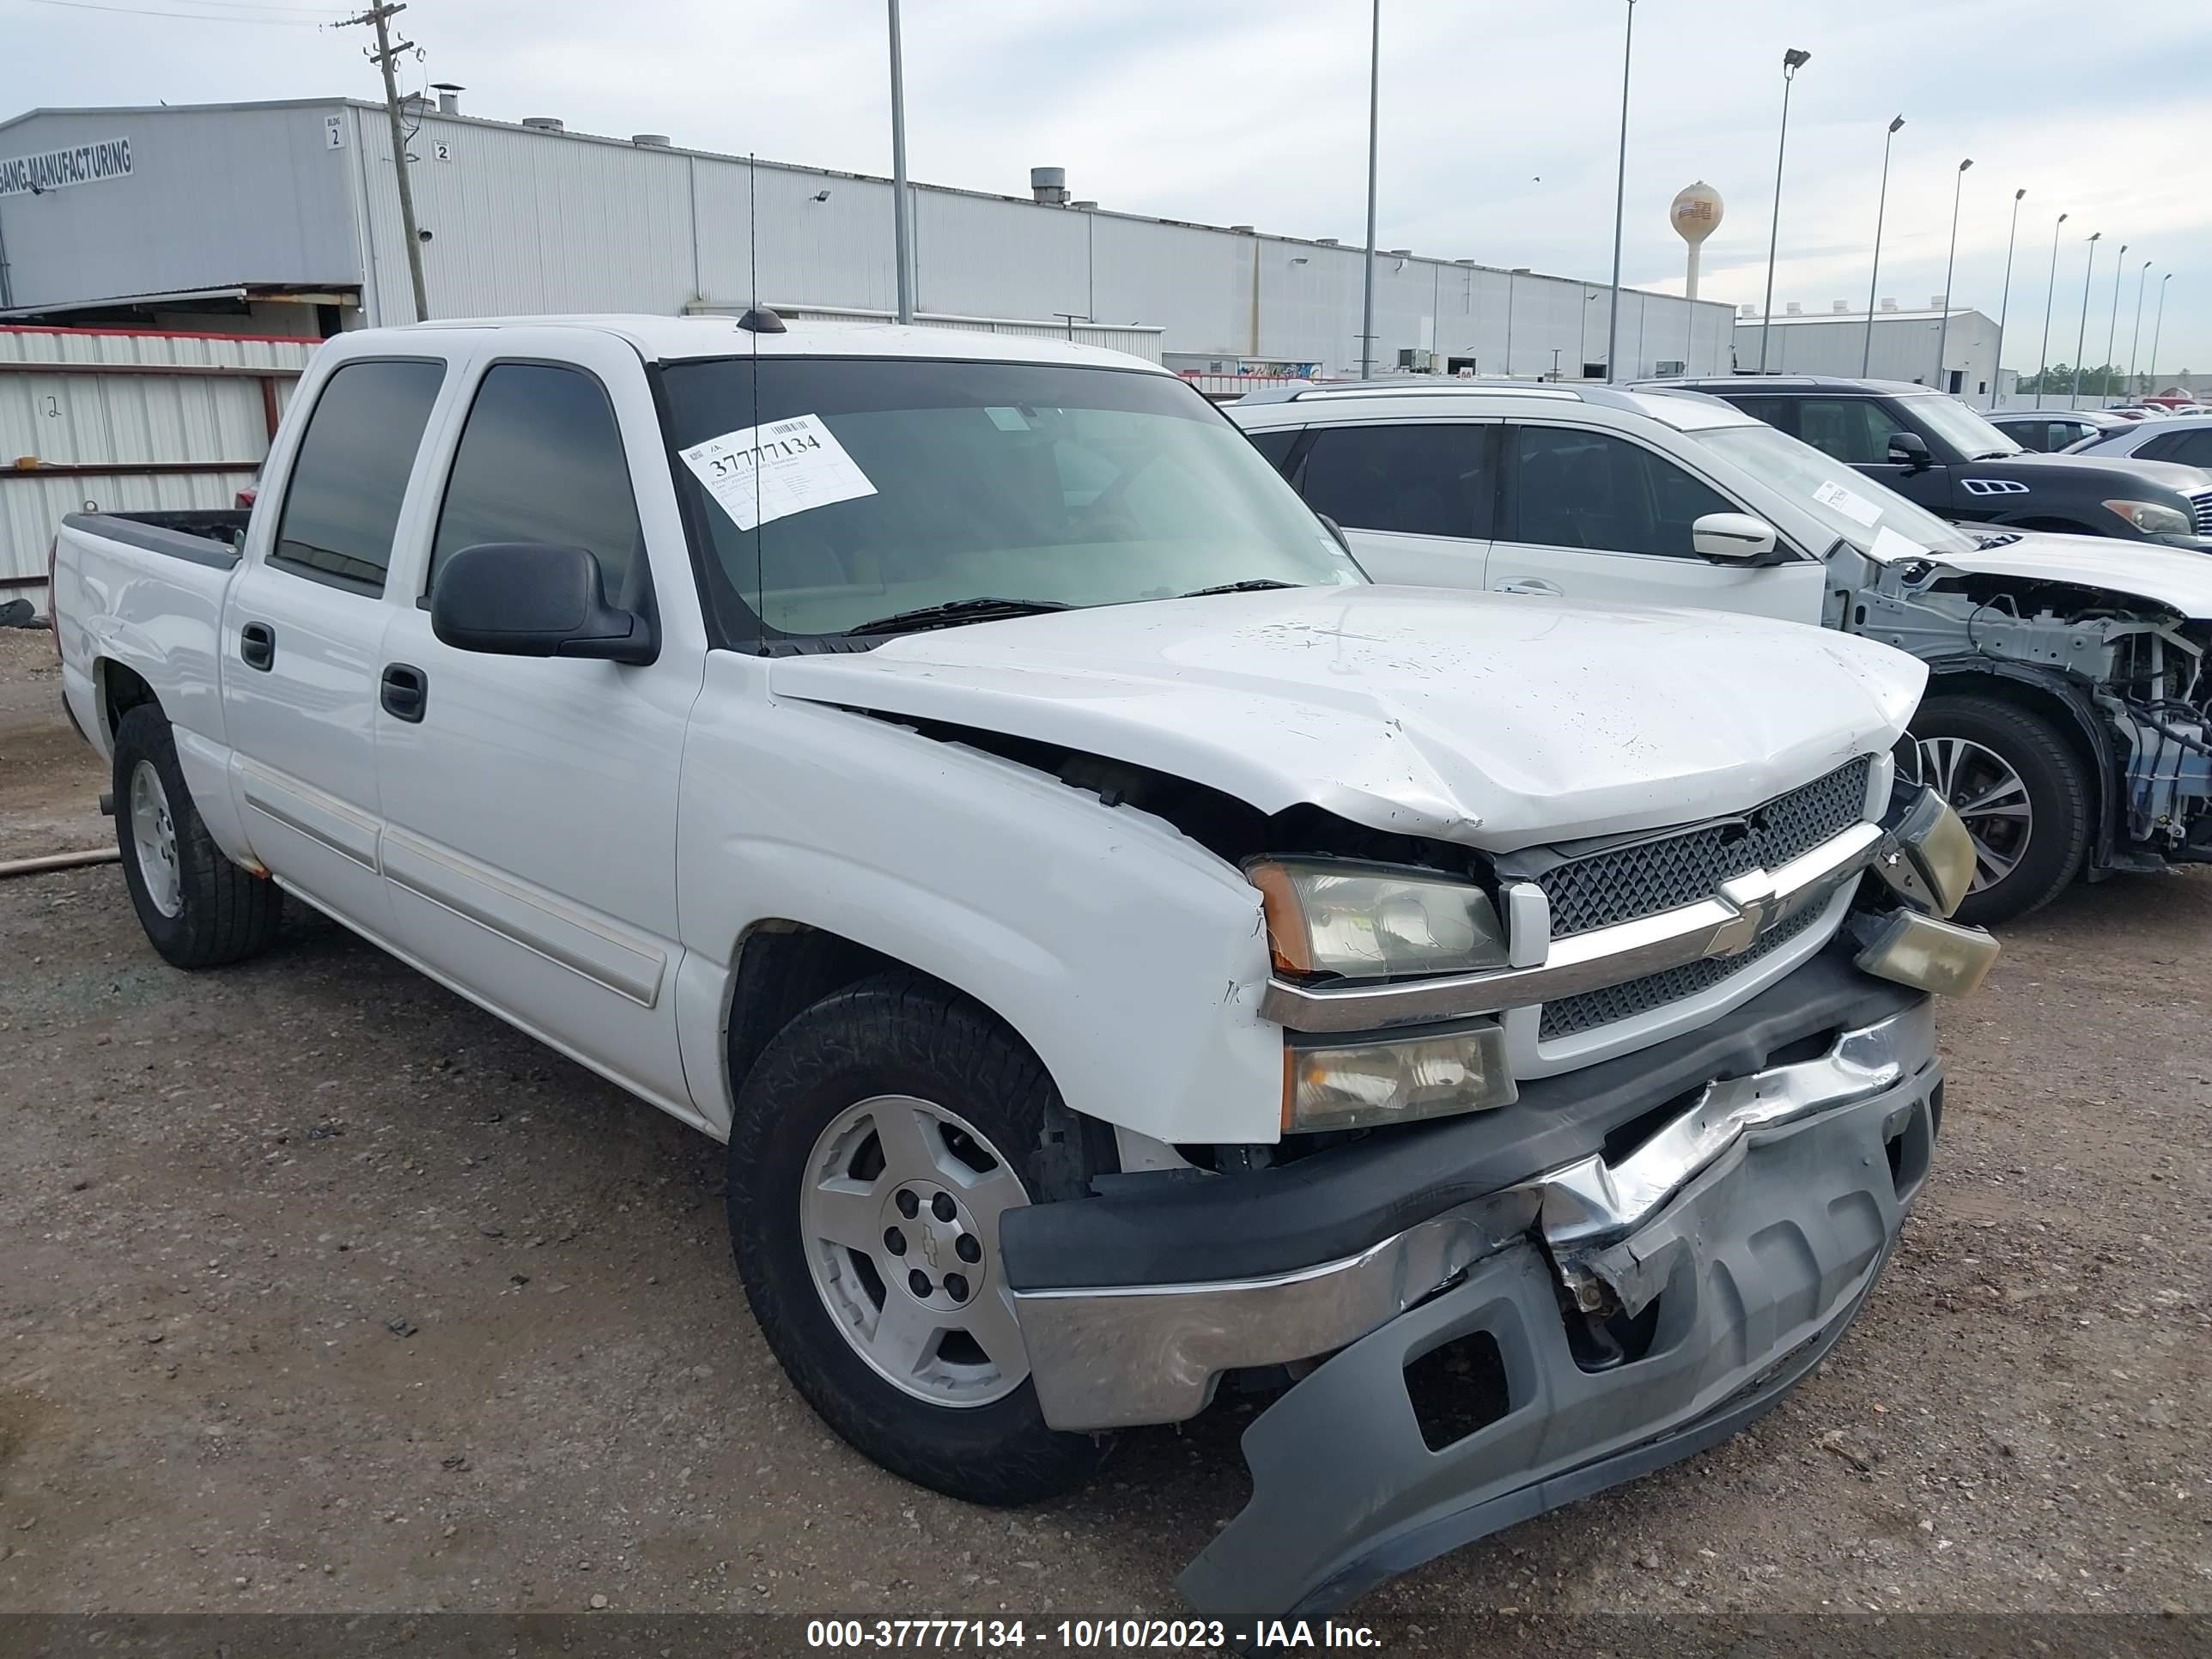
[{"x1": 22, "y1": 0, "x2": 343, "y2": 22}]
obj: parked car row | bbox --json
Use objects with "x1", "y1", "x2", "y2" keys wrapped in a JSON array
[
  {"x1": 50, "y1": 316, "x2": 2040, "y2": 1620},
  {"x1": 1231, "y1": 377, "x2": 2212, "y2": 926}
]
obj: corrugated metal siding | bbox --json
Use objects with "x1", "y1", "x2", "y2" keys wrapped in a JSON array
[
  {"x1": 359, "y1": 113, "x2": 696, "y2": 324},
  {"x1": 0, "y1": 105, "x2": 362, "y2": 309},
  {"x1": 1730, "y1": 313, "x2": 2002, "y2": 392},
  {"x1": 9, "y1": 102, "x2": 1735, "y2": 382},
  {"x1": 0, "y1": 327, "x2": 314, "y2": 579}
]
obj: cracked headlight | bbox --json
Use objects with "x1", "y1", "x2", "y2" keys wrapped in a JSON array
[
  {"x1": 1875, "y1": 784, "x2": 1976, "y2": 918},
  {"x1": 2104, "y1": 499, "x2": 2193, "y2": 537},
  {"x1": 1246, "y1": 859, "x2": 1509, "y2": 981}
]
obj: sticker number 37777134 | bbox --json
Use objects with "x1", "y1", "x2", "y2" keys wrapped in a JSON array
[{"x1": 678, "y1": 413, "x2": 878, "y2": 532}]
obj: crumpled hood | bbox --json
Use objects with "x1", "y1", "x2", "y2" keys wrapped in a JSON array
[
  {"x1": 768, "y1": 586, "x2": 1926, "y2": 850},
  {"x1": 1941, "y1": 529, "x2": 2212, "y2": 618}
]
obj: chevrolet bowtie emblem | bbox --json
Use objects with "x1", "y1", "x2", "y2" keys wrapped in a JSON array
[{"x1": 1709, "y1": 871, "x2": 1782, "y2": 957}]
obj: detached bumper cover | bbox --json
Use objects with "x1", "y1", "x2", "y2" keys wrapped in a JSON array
[{"x1": 1179, "y1": 1044, "x2": 1939, "y2": 1620}]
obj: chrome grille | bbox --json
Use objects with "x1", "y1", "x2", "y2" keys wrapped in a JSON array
[
  {"x1": 1539, "y1": 757, "x2": 1875, "y2": 939},
  {"x1": 1538, "y1": 898, "x2": 1830, "y2": 1040},
  {"x1": 2190, "y1": 489, "x2": 2212, "y2": 538}
]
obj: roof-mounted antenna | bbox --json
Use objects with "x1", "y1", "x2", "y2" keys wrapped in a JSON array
[{"x1": 747, "y1": 153, "x2": 766, "y2": 653}]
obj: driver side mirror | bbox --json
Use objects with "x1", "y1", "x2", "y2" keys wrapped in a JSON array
[
  {"x1": 1887, "y1": 430, "x2": 1933, "y2": 471},
  {"x1": 1690, "y1": 512, "x2": 1778, "y2": 562},
  {"x1": 430, "y1": 543, "x2": 657, "y2": 665}
]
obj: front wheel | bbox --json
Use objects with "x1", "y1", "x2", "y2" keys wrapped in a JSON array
[
  {"x1": 1910, "y1": 695, "x2": 2092, "y2": 925},
  {"x1": 728, "y1": 971, "x2": 1112, "y2": 1506}
]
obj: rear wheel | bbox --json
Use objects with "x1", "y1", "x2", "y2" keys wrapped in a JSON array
[
  {"x1": 1911, "y1": 695, "x2": 2092, "y2": 925},
  {"x1": 728, "y1": 970, "x2": 1112, "y2": 1506},
  {"x1": 111, "y1": 703, "x2": 283, "y2": 968}
]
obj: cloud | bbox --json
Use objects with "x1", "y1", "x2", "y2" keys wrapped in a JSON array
[{"x1": 7, "y1": 0, "x2": 2209, "y2": 368}]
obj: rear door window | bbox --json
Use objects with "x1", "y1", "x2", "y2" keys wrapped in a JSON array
[
  {"x1": 1293, "y1": 423, "x2": 1492, "y2": 538},
  {"x1": 2139, "y1": 430, "x2": 2212, "y2": 468},
  {"x1": 1725, "y1": 396, "x2": 1798, "y2": 437},
  {"x1": 1243, "y1": 427, "x2": 1301, "y2": 475},
  {"x1": 270, "y1": 359, "x2": 446, "y2": 592}
]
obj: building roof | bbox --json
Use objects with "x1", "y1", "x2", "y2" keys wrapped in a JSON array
[
  {"x1": 1735, "y1": 307, "x2": 1990, "y2": 326},
  {"x1": 0, "y1": 99, "x2": 1718, "y2": 304}
]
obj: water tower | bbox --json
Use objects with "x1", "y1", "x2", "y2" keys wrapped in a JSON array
[{"x1": 1669, "y1": 182, "x2": 1724, "y2": 301}]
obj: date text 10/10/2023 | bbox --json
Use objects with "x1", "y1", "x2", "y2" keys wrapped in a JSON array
[{"x1": 805, "y1": 1618, "x2": 1385, "y2": 1650}]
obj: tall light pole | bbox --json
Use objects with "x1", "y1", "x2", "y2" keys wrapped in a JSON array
[
  {"x1": 1359, "y1": 0, "x2": 1380, "y2": 380},
  {"x1": 2128, "y1": 261, "x2": 2154, "y2": 398},
  {"x1": 2071, "y1": 231, "x2": 2102, "y2": 404},
  {"x1": 2147, "y1": 271, "x2": 2172, "y2": 394},
  {"x1": 1933, "y1": 158, "x2": 1972, "y2": 391},
  {"x1": 2033, "y1": 210, "x2": 2068, "y2": 408},
  {"x1": 1862, "y1": 115, "x2": 1905, "y2": 375},
  {"x1": 2100, "y1": 242, "x2": 2128, "y2": 404},
  {"x1": 1990, "y1": 188, "x2": 2025, "y2": 407},
  {"x1": 1757, "y1": 48, "x2": 1811, "y2": 372},
  {"x1": 886, "y1": 0, "x2": 915, "y2": 322},
  {"x1": 1604, "y1": 0, "x2": 1636, "y2": 382}
]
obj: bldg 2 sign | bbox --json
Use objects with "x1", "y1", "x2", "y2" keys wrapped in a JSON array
[{"x1": 0, "y1": 136, "x2": 132, "y2": 198}]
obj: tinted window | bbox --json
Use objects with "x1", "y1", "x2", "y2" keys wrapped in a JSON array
[
  {"x1": 1796, "y1": 398, "x2": 1905, "y2": 466},
  {"x1": 1243, "y1": 427, "x2": 1300, "y2": 474},
  {"x1": 430, "y1": 364, "x2": 644, "y2": 599},
  {"x1": 1295, "y1": 424, "x2": 1490, "y2": 538},
  {"x1": 1510, "y1": 425, "x2": 1735, "y2": 558},
  {"x1": 2138, "y1": 430, "x2": 2212, "y2": 468},
  {"x1": 1726, "y1": 396, "x2": 1797, "y2": 435},
  {"x1": 271, "y1": 359, "x2": 444, "y2": 590}
]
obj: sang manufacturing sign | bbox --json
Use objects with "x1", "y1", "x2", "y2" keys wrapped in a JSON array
[{"x1": 0, "y1": 137, "x2": 133, "y2": 198}]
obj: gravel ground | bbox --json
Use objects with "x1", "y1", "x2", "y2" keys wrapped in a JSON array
[{"x1": 1, "y1": 637, "x2": 2207, "y2": 1633}]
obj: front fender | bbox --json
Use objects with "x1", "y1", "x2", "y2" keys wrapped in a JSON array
[{"x1": 676, "y1": 659, "x2": 1285, "y2": 1146}]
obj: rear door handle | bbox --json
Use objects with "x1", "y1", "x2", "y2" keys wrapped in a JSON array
[
  {"x1": 239, "y1": 621, "x2": 276, "y2": 671},
  {"x1": 1493, "y1": 579, "x2": 1564, "y2": 597},
  {"x1": 380, "y1": 662, "x2": 428, "y2": 723}
]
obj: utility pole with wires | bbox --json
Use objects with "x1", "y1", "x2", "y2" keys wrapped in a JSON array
[{"x1": 339, "y1": 2, "x2": 430, "y2": 323}]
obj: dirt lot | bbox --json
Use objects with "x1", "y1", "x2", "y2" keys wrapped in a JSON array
[{"x1": 1, "y1": 632, "x2": 2207, "y2": 1635}]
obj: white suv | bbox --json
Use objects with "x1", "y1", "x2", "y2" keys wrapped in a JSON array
[{"x1": 1232, "y1": 381, "x2": 2212, "y2": 924}]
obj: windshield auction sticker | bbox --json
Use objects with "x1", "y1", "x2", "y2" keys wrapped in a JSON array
[
  {"x1": 679, "y1": 413, "x2": 878, "y2": 532},
  {"x1": 1811, "y1": 478, "x2": 1883, "y2": 527}
]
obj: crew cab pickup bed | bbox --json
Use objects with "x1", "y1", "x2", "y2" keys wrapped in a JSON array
[{"x1": 52, "y1": 314, "x2": 1994, "y2": 1615}]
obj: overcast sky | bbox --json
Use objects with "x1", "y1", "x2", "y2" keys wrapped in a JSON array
[{"x1": 10, "y1": 0, "x2": 2210, "y2": 376}]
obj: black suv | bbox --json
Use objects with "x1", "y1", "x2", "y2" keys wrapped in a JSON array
[{"x1": 1657, "y1": 375, "x2": 2212, "y2": 549}]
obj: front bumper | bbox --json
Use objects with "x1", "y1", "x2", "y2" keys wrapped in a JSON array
[
  {"x1": 1002, "y1": 950, "x2": 1943, "y2": 1618},
  {"x1": 1181, "y1": 1040, "x2": 1930, "y2": 1618}
]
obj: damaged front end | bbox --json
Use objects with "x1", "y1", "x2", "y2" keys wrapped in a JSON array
[
  {"x1": 1854, "y1": 551, "x2": 2212, "y2": 872},
  {"x1": 997, "y1": 769, "x2": 1990, "y2": 1620}
]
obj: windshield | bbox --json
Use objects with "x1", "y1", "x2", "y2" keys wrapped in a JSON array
[
  {"x1": 1906, "y1": 393, "x2": 2022, "y2": 459},
  {"x1": 1692, "y1": 423, "x2": 1976, "y2": 558},
  {"x1": 658, "y1": 356, "x2": 1362, "y2": 642}
]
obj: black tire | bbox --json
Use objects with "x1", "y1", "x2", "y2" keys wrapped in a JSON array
[
  {"x1": 112, "y1": 703, "x2": 283, "y2": 968},
  {"x1": 1910, "y1": 694, "x2": 2093, "y2": 925},
  {"x1": 728, "y1": 970, "x2": 1111, "y2": 1507}
]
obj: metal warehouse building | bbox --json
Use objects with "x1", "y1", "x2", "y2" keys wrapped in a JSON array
[
  {"x1": 0, "y1": 97, "x2": 1734, "y2": 382},
  {"x1": 1731, "y1": 301, "x2": 2014, "y2": 406}
]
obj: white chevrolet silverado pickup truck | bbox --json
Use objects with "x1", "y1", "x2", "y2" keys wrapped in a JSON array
[{"x1": 52, "y1": 314, "x2": 1996, "y2": 1618}]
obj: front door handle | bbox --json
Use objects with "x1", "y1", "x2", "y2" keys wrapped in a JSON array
[
  {"x1": 380, "y1": 662, "x2": 428, "y2": 724},
  {"x1": 1494, "y1": 579, "x2": 1564, "y2": 597},
  {"x1": 239, "y1": 621, "x2": 275, "y2": 671}
]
